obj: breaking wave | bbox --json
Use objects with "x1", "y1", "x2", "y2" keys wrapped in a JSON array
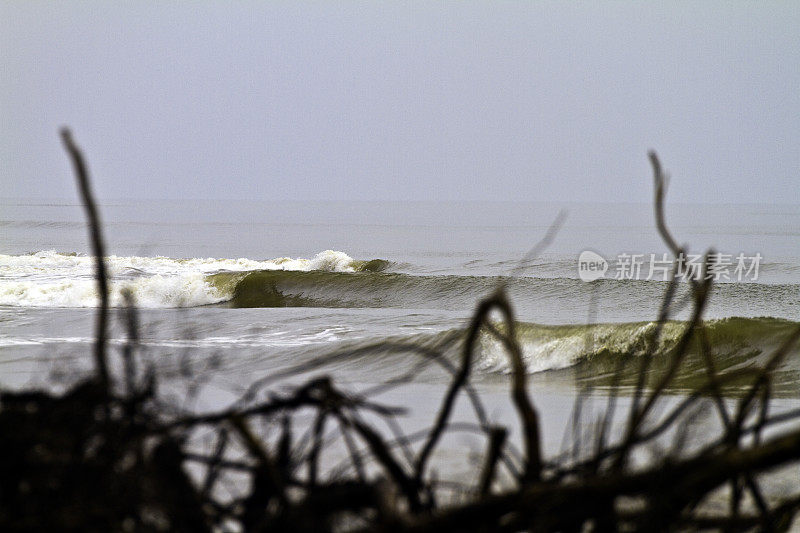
[
  {"x1": 2, "y1": 251, "x2": 797, "y2": 326},
  {"x1": 347, "y1": 317, "x2": 800, "y2": 393},
  {"x1": 0, "y1": 250, "x2": 389, "y2": 308}
]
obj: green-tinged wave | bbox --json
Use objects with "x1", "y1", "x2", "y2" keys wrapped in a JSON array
[
  {"x1": 207, "y1": 269, "x2": 634, "y2": 310},
  {"x1": 350, "y1": 259, "x2": 391, "y2": 272},
  {"x1": 516, "y1": 317, "x2": 800, "y2": 394},
  {"x1": 205, "y1": 269, "x2": 799, "y2": 323},
  {"x1": 207, "y1": 269, "x2": 508, "y2": 309},
  {"x1": 336, "y1": 317, "x2": 800, "y2": 396}
]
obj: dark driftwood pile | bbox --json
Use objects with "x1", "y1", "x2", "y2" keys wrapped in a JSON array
[{"x1": 1, "y1": 131, "x2": 799, "y2": 532}]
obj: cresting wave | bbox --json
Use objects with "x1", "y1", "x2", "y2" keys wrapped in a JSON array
[
  {"x1": 2, "y1": 251, "x2": 799, "y2": 323},
  {"x1": 210, "y1": 270, "x2": 800, "y2": 326},
  {"x1": 353, "y1": 317, "x2": 800, "y2": 393},
  {"x1": 0, "y1": 250, "x2": 389, "y2": 308},
  {"x1": 479, "y1": 317, "x2": 799, "y2": 377}
]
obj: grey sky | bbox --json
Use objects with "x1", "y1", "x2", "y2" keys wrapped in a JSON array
[{"x1": 1, "y1": 1, "x2": 798, "y2": 203}]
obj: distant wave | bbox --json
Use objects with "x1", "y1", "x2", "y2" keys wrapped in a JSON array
[
  {"x1": 213, "y1": 270, "x2": 800, "y2": 324},
  {"x1": 1, "y1": 252, "x2": 797, "y2": 322},
  {"x1": 0, "y1": 250, "x2": 389, "y2": 308},
  {"x1": 209, "y1": 269, "x2": 473, "y2": 309}
]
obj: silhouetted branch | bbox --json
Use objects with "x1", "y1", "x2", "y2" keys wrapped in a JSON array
[{"x1": 60, "y1": 128, "x2": 110, "y2": 394}]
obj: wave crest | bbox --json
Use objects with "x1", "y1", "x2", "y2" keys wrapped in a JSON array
[
  {"x1": 419, "y1": 317, "x2": 800, "y2": 390},
  {"x1": 0, "y1": 250, "x2": 388, "y2": 308}
]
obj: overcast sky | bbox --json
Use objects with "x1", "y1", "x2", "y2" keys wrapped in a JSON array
[{"x1": 1, "y1": 2, "x2": 798, "y2": 203}]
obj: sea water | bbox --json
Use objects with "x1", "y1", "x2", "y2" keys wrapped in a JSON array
[{"x1": 1, "y1": 198, "x2": 799, "y2": 484}]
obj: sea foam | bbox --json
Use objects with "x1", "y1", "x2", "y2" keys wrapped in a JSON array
[{"x1": 0, "y1": 250, "x2": 362, "y2": 308}]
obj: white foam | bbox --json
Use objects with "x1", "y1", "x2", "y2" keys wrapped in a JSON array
[
  {"x1": 476, "y1": 334, "x2": 584, "y2": 374},
  {"x1": 0, "y1": 250, "x2": 360, "y2": 308},
  {"x1": 473, "y1": 321, "x2": 677, "y2": 375}
]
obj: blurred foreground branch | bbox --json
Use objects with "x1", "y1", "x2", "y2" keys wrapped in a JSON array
[{"x1": 60, "y1": 128, "x2": 110, "y2": 394}]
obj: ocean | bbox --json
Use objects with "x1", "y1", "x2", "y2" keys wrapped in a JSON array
[{"x1": 1, "y1": 198, "x2": 799, "y2": 472}]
